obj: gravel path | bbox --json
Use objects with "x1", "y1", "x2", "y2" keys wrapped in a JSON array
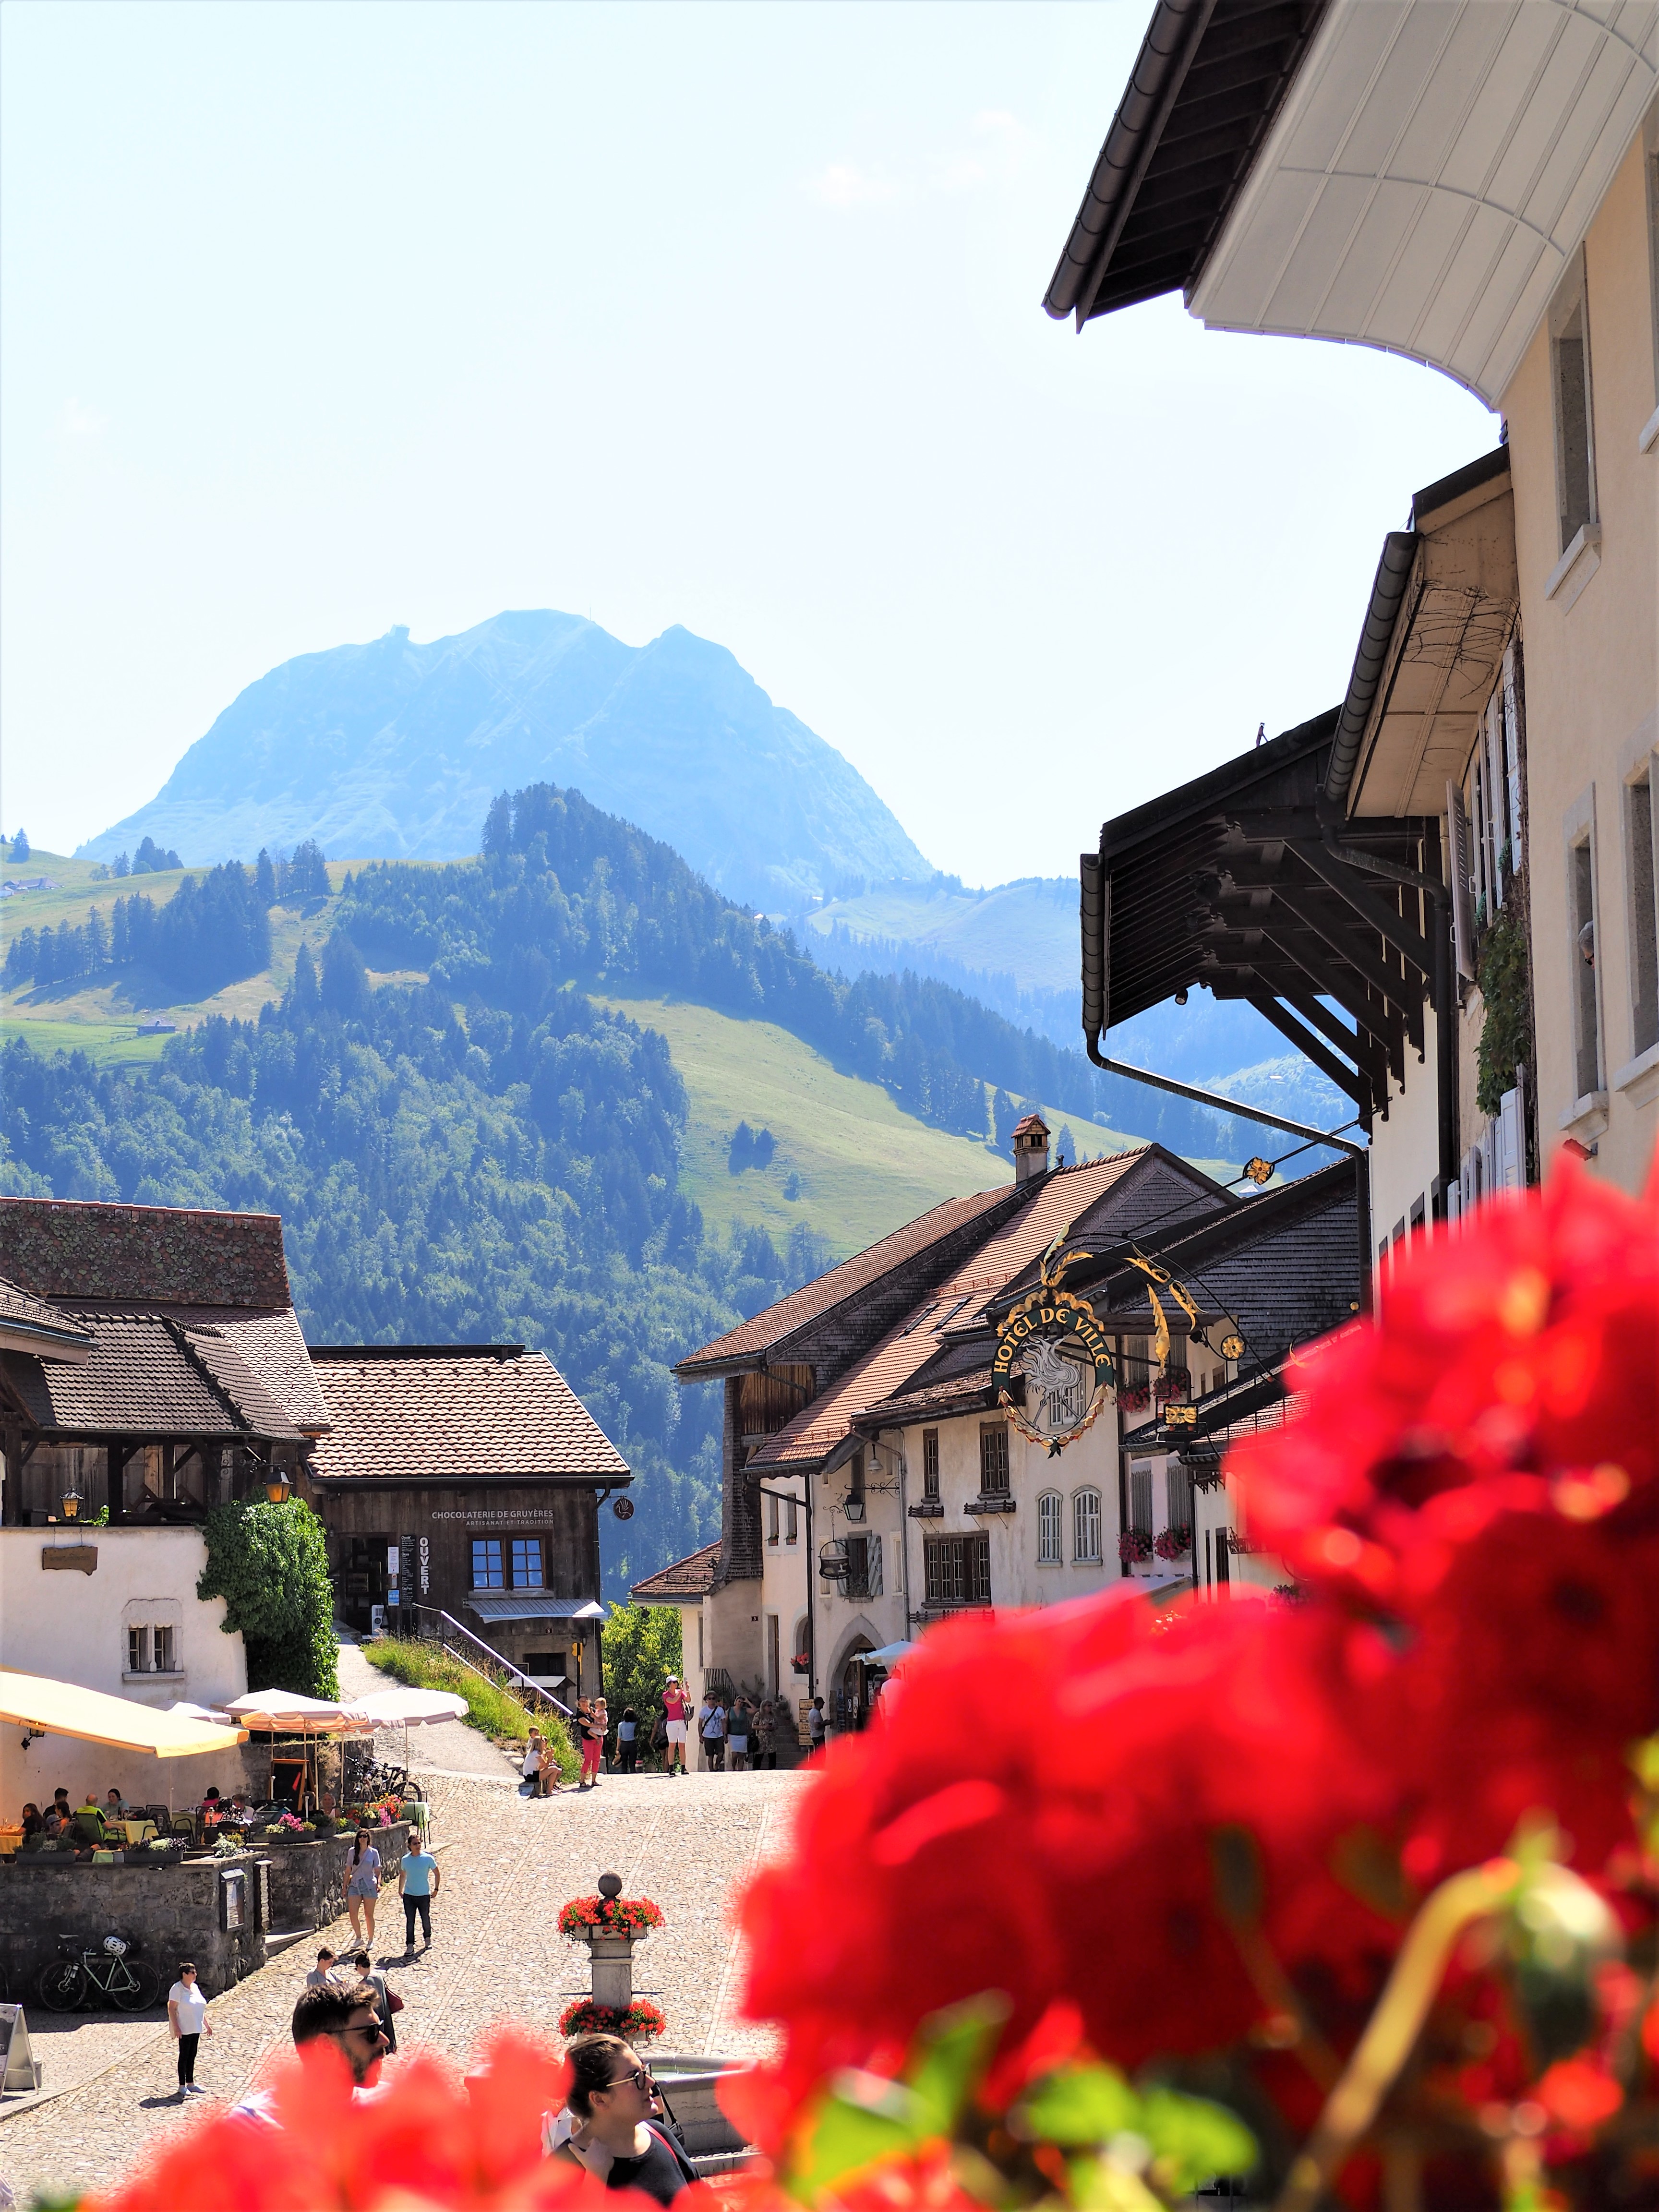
[{"x1": 0, "y1": 1766, "x2": 806, "y2": 2207}]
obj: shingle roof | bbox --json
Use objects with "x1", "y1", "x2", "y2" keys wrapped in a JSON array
[
  {"x1": 0, "y1": 1273, "x2": 94, "y2": 1358},
  {"x1": 0, "y1": 1197, "x2": 292, "y2": 1309},
  {"x1": 674, "y1": 1184, "x2": 1023, "y2": 1377},
  {"x1": 307, "y1": 1348, "x2": 629, "y2": 1484},
  {"x1": 631, "y1": 1539, "x2": 721, "y2": 1604},
  {"x1": 750, "y1": 1154, "x2": 1150, "y2": 1470},
  {"x1": 3, "y1": 1311, "x2": 303, "y2": 1440},
  {"x1": 63, "y1": 1300, "x2": 332, "y2": 1434}
]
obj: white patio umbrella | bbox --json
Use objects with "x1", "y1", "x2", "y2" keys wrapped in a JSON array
[
  {"x1": 344, "y1": 1687, "x2": 468, "y2": 1728},
  {"x1": 225, "y1": 1688, "x2": 362, "y2": 1809}
]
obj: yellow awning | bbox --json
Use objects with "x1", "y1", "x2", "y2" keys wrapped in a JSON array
[{"x1": 0, "y1": 1670, "x2": 249, "y2": 1758}]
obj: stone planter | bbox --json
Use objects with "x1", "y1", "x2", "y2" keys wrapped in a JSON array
[{"x1": 587, "y1": 1932, "x2": 642, "y2": 2009}]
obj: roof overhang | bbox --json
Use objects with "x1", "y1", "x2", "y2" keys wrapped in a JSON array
[
  {"x1": 1187, "y1": 0, "x2": 1659, "y2": 405},
  {"x1": 306, "y1": 1471, "x2": 631, "y2": 1491},
  {"x1": 464, "y1": 1595, "x2": 607, "y2": 1625},
  {"x1": 1046, "y1": 0, "x2": 1330, "y2": 325},
  {"x1": 1082, "y1": 710, "x2": 1449, "y2": 1132},
  {"x1": 0, "y1": 1322, "x2": 94, "y2": 1365},
  {"x1": 1049, "y1": 1, "x2": 1659, "y2": 409},
  {"x1": 1330, "y1": 447, "x2": 1517, "y2": 817}
]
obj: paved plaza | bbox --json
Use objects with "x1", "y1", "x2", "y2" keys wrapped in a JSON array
[{"x1": 0, "y1": 1762, "x2": 806, "y2": 2207}]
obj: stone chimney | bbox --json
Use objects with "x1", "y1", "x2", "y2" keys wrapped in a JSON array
[{"x1": 1011, "y1": 1112, "x2": 1050, "y2": 1185}]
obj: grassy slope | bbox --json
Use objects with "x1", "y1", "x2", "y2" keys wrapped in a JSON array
[
  {"x1": 3, "y1": 854, "x2": 1242, "y2": 1247},
  {"x1": 598, "y1": 996, "x2": 1239, "y2": 1261},
  {"x1": 0, "y1": 850, "x2": 417, "y2": 1065}
]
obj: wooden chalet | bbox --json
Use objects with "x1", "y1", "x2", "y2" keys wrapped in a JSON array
[
  {"x1": 304, "y1": 1346, "x2": 628, "y2": 1697},
  {"x1": 0, "y1": 1197, "x2": 327, "y2": 1525}
]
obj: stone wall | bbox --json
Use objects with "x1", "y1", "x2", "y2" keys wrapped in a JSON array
[
  {"x1": 259, "y1": 1824, "x2": 411, "y2": 1936},
  {"x1": 0, "y1": 1852, "x2": 268, "y2": 1999}
]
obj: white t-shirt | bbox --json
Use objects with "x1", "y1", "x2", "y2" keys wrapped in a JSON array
[{"x1": 169, "y1": 1981, "x2": 208, "y2": 2033}]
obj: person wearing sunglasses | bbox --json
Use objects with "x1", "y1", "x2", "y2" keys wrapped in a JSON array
[
  {"x1": 555, "y1": 2035, "x2": 698, "y2": 2204},
  {"x1": 228, "y1": 1983, "x2": 389, "y2": 2127}
]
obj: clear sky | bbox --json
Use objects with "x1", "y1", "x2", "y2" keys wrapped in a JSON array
[{"x1": 1, "y1": 0, "x2": 1494, "y2": 886}]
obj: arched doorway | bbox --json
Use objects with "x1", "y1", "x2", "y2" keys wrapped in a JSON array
[{"x1": 834, "y1": 1635, "x2": 876, "y2": 1733}]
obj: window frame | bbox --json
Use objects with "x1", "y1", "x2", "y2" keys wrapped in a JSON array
[
  {"x1": 470, "y1": 1537, "x2": 506, "y2": 1591},
  {"x1": 1548, "y1": 250, "x2": 1598, "y2": 553},
  {"x1": 509, "y1": 1536, "x2": 544, "y2": 1590},
  {"x1": 1036, "y1": 1490, "x2": 1063, "y2": 1566},
  {"x1": 978, "y1": 1422, "x2": 1010, "y2": 1495},
  {"x1": 1072, "y1": 1487, "x2": 1103, "y2": 1565},
  {"x1": 1565, "y1": 788, "x2": 1606, "y2": 1109},
  {"x1": 921, "y1": 1427, "x2": 940, "y2": 1502},
  {"x1": 922, "y1": 1532, "x2": 991, "y2": 1610},
  {"x1": 767, "y1": 1492, "x2": 780, "y2": 1546},
  {"x1": 1623, "y1": 759, "x2": 1659, "y2": 1063},
  {"x1": 785, "y1": 1495, "x2": 799, "y2": 1546}
]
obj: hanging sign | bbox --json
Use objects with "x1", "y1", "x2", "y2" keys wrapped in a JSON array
[{"x1": 991, "y1": 1246, "x2": 1116, "y2": 1457}]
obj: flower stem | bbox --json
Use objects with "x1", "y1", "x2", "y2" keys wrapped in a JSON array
[{"x1": 1274, "y1": 1859, "x2": 1518, "y2": 2212}]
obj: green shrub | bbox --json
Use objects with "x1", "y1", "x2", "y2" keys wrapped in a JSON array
[
  {"x1": 362, "y1": 1637, "x2": 577, "y2": 1780},
  {"x1": 603, "y1": 1602, "x2": 683, "y2": 1748},
  {"x1": 1476, "y1": 902, "x2": 1533, "y2": 1119},
  {"x1": 198, "y1": 1498, "x2": 338, "y2": 1698}
]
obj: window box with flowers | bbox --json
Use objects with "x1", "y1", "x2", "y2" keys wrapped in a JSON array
[
  {"x1": 1118, "y1": 1528, "x2": 1154, "y2": 1566},
  {"x1": 1153, "y1": 1525, "x2": 1191, "y2": 1562}
]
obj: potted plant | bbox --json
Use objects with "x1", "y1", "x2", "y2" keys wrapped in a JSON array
[
  {"x1": 1118, "y1": 1528, "x2": 1154, "y2": 1566},
  {"x1": 1154, "y1": 1525, "x2": 1191, "y2": 1561},
  {"x1": 556, "y1": 1997, "x2": 666, "y2": 2042}
]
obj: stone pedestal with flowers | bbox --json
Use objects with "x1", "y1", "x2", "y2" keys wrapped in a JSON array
[{"x1": 557, "y1": 1871, "x2": 667, "y2": 2041}]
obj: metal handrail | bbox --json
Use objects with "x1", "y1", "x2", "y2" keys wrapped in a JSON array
[{"x1": 403, "y1": 1604, "x2": 577, "y2": 1720}]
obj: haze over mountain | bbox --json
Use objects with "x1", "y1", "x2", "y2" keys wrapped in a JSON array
[{"x1": 78, "y1": 611, "x2": 931, "y2": 906}]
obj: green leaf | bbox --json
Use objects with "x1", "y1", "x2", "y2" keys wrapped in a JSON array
[
  {"x1": 789, "y1": 2077, "x2": 925, "y2": 2206},
  {"x1": 905, "y1": 1996, "x2": 1009, "y2": 2137},
  {"x1": 1014, "y1": 2065, "x2": 1141, "y2": 2147},
  {"x1": 1137, "y1": 2088, "x2": 1257, "y2": 2196}
]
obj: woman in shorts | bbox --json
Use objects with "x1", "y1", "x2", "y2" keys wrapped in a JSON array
[
  {"x1": 346, "y1": 1827, "x2": 383, "y2": 1944},
  {"x1": 661, "y1": 1676, "x2": 689, "y2": 1777}
]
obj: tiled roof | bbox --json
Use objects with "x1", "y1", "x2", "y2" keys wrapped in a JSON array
[
  {"x1": 1084, "y1": 1160, "x2": 1361, "y2": 1368},
  {"x1": 65, "y1": 1301, "x2": 332, "y2": 1433},
  {"x1": 3, "y1": 1311, "x2": 303, "y2": 1440},
  {"x1": 0, "y1": 1273, "x2": 94, "y2": 1357},
  {"x1": 749, "y1": 1154, "x2": 1148, "y2": 1469},
  {"x1": 308, "y1": 1348, "x2": 629, "y2": 1484},
  {"x1": 0, "y1": 1197, "x2": 292, "y2": 1309},
  {"x1": 674, "y1": 1184, "x2": 1022, "y2": 1376},
  {"x1": 861, "y1": 1355, "x2": 1001, "y2": 1428},
  {"x1": 631, "y1": 1539, "x2": 721, "y2": 1603}
]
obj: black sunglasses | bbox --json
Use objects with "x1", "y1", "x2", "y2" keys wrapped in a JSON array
[{"x1": 610, "y1": 2064, "x2": 655, "y2": 2092}]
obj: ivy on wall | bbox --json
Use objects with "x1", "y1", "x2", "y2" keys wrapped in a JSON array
[
  {"x1": 197, "y1": 1498, "x2": 339, "y2": 1699},
  {"x1": 1475, "y1": 901, "x2": 1533, "y2": 1118}
]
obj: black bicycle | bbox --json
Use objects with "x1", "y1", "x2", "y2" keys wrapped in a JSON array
[{"x1": 36, "y1": 1933, "x2": 159, "y2": 2012}]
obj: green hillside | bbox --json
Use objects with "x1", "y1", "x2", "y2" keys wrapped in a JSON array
[{"x1": 599, "y1": 997, "x2": 1241, "y2": 1262}]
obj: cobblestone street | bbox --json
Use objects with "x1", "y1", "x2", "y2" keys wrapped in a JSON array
[{"x1": 0, "y1": 1767, "x2": 806, "y2": 2208}]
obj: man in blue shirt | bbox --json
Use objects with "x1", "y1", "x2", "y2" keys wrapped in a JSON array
[{"x1": 398, "y1": 1841, "x2": 442, "y2": 1954}]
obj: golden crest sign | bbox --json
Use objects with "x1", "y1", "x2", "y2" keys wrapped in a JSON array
[{"x1": 991, "y1": 1247, "x2": 1115, "y2": 1456}]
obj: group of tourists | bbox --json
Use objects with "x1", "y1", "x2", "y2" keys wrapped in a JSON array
[{"x1": 515, "y1": 1676, "x2": 807, "y2": 1792}]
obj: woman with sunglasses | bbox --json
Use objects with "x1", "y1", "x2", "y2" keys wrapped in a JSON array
[{"x1": 555, "y1": 2035, "x2": 698, "y2": 2204}]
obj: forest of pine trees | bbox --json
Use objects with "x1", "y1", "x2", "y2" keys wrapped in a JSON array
[{"x1": 3, "y1": 842, "x2": 329, "y2": 999}]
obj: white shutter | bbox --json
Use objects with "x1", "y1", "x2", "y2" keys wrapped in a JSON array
[
  {"x1": 1503, "y1": 647, "x2": 1524, "y2": 873},
  {"x1": 1485, "y1": 697, "x2": 1506, "y2": 907},
  {"x1": 1447, "y1": 782, "x2": 1477, "y2": 987}
]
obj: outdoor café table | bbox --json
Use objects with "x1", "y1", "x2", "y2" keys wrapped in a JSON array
[
  {"x1": 0, "y1": 1825, "x2": 22, "y2": 1856},
  {"x1": 112, "y1": 1819, "x2": 157, "y2": 1846}
]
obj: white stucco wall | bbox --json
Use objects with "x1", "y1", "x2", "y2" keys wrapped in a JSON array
[{"x1": 0, "y1": 1527, "x2": 252, "y2": 1815}]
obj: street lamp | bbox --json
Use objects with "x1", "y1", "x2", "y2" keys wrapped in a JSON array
[
  {"x1": 60, "y1": 1481, "x2": 84, "y2": 1522},
  {"x1": 264, "y1": 1469, "x2": 291, "y2": 1505}
]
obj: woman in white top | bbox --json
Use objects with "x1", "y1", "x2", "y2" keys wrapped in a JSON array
[{"x1": 168, "y1": 1960, "x2": 213, "y2": 2096}]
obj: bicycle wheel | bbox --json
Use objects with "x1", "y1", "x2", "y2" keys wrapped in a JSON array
[
  {"x1": 112, "y1": 1959, "x2": 160, "y2": 2011},
  {"x1": 36, "y1": 1957, "x2": 86, "y2": 2012}
]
